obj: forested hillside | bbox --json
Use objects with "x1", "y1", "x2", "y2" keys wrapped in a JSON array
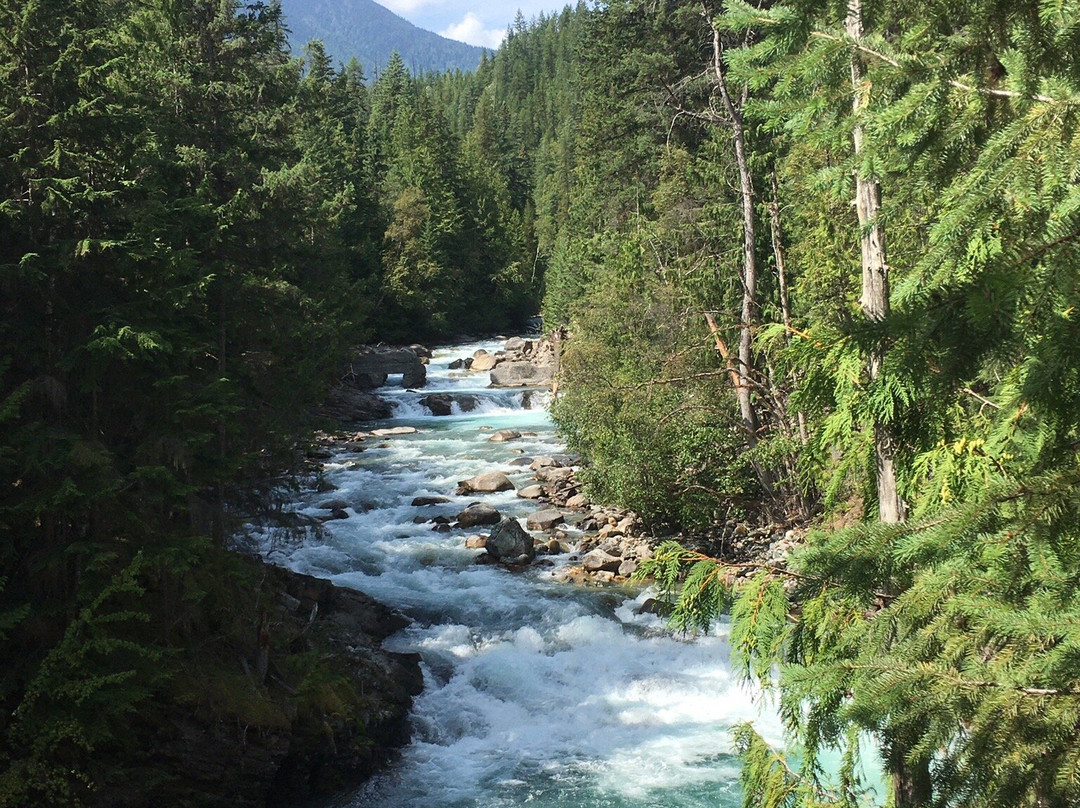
[
  {"x1": 278, "y1": 0, "x2": 486, "y2": 75},
  {"x1": 0, "y1": 1, "x2": 529, "y2": 803},
  {"x1": 3, "y1": 0, "x2": 1080, "y2": 806}
]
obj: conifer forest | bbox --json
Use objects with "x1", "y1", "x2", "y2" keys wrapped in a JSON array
[{"x1": 2, "y1": 0, "x2": 1080, "y2": 806}]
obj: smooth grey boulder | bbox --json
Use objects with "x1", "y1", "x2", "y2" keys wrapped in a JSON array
[
  {"x1": 526, "y1": 509, "x2": 564, "y2": 531},
  {"x1": 457, "y1": 471, "x2": 515, "y2": 494},
  {"x1": 456, "y1": 503, "x2": 502, "y2": 528},
  {"x1": 581, "y1": 549, "x2": 622, "y2": 573},
  {"x1": 489, "y1": 361, "x2": 553, "y2": 388},
  {"x1": 471, "y1": 352, "x2": 499, "y2": 371}
]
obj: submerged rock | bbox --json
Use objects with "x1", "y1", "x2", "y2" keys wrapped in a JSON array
[{"x1": 411, "y1": 495, "x2": 450, "y2": 506}]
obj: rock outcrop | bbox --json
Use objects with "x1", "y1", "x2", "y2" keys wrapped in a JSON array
[
  {"x1": 487, "y1": 335, "x2": 559, "y2": 389},
  {"x1": 125, "y1": 558, "x2": 422, "y2": 808},
  {"x1": 489, "y1": 361, "x2": 554, "y2": 388},
  {"x1": 346, "y1": 345, "x2": 428, "y2": 390},
  {"x1": 320, "y1": 386, "x2": 394, "y2": 422}
]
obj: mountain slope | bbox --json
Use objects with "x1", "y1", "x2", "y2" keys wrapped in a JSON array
[{"x1": 279, "y1": 0, "x2": 488, "y2": 75}]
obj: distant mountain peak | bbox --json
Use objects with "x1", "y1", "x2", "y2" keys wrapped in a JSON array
[{"x1": 279, "y1": 0, "x2": 488, "y2": 75}]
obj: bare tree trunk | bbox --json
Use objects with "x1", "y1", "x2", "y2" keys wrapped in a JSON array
[
  {"x1": 846, "y1": 1, "x2": 921, "y2": 802},
  {"x1": 704, "y1": 7, "x2": 775, "y2": 500},
  {"x1": 768, "y1": 170, "x2": 809, "y2": 447},
  {"x1": 845, "y1": 0, "x2": 905, "y2": 526}
]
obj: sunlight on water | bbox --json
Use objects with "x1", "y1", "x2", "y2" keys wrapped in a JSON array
[{"x1": 261, "y1": 338, "x2": 792, "y2": 808}]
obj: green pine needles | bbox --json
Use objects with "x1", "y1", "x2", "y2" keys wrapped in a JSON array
[{"x1": 639, "y1": 469, "x2": 1080, "y2": 808}]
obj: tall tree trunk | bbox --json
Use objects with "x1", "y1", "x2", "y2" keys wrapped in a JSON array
[
  {"x1": 845, "y1": 0, "x2": 905, "y2": 526},
  {"x1": 768, "y1": 170, "x2": 809, "y2": 447},
  {"x1": 704, "y1": 6, "x2": 775, "y2": 500},
  {"x1": 846, "y1": 2, "x2": 921, "y2": 803}
]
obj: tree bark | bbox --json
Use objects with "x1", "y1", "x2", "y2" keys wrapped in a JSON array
[
  {"x1": 768, "y1": 170, "x2": 809, "y2": 447},
  {"x1": 845, "y1": 1, "x2": 922, "y2": 802},
  {"x1": 845, "y1": 0, "x2": 905, "y2": 526},
  {"x1": 704, "y1": 6, "x2": 775, "y2": 500}
]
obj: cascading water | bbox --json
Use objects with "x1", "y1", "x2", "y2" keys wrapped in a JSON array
[{"x1": 258, "y1": 338, "x2": 787, "y2": 808}]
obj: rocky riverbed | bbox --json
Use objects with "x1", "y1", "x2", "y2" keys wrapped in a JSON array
[
  {"x1": 253, "y1": 334, "x2": 798, "y2": 808},
  {"x1": 308, "y1": 333, "x2": 804, "y2": 589}
]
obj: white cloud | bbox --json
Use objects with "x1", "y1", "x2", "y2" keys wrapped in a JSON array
[
  {"x1": 439, "y1": 12, "x2": 506, "y2": 49},
  {"x1": 381, "y1": 0, "x2": 444, "y2": 14}
]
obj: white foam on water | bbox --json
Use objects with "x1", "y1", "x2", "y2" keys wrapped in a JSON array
[{"x1": 268, "y1": 337, "x2": 790, "y2": 808}]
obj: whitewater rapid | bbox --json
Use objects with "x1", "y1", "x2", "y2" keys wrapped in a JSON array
[{"x1": 258, "y1": 338, "x2": 789, "y2": 808}]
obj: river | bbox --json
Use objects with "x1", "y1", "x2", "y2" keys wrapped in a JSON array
[{"x1": 259, "y1": 337, "x2": 787, "y2": 808}]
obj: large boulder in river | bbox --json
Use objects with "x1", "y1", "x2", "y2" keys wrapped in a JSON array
[
  {"x1": 526, "y1": 509, "x2": 564, "y2": 531},
  {"x1": 420, "y1": 393, "x2": 479, "y2": 416},
  {"x1": 456, "y1": 503, "x2": 501, "y2": 528},
  {"x1": 471, "y1": 351, "x2": 499, "y2": 372},
  {"x1": 485, "y1": 518, "x2": 536, "y2": 563},
  {"x1": 489, "y1": 361, "x2": 553, "y2": 388},
  {"x1": 504, "y1": 336, "x2": 532, "y2": 354},
  {"x1": 347, "y1": 346, "x2": 427, "y2": 390},
  {"x1": 488, "y1": 429, "x2": 521, "y2": 443},
  {"x1": 457, "y1": 471, "x2": 515, "y2": 494}
]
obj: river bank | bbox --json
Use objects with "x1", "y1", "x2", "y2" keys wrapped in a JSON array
[{"x1": 250, "y1": 335, "x2": 791, "y2": 808}]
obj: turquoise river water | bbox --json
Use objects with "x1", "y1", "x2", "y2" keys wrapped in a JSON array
[{"x1": 255, "y1": 338, "x2": 875, "y2": 808}]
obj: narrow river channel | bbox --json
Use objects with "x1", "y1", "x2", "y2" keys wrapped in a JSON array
[{"x1": 260, "y1": 338, "x2": 785, "y2": 808}]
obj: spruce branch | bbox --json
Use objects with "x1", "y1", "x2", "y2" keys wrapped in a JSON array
[
  {"x1": 808, "y1": 31, "x2": 1061, "y2": 104},
  {"x1": 839, "y1": 663, "x2": 1080, "y2": 697}
]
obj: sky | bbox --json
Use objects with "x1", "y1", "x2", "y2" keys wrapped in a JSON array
[{"x1": 374, "y1": 0, "x2": 571, "y2": 49}]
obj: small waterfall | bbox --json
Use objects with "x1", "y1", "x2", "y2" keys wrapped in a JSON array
[{"x1": 260, "y1": 338, "x2": 789, "y2": 808}]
